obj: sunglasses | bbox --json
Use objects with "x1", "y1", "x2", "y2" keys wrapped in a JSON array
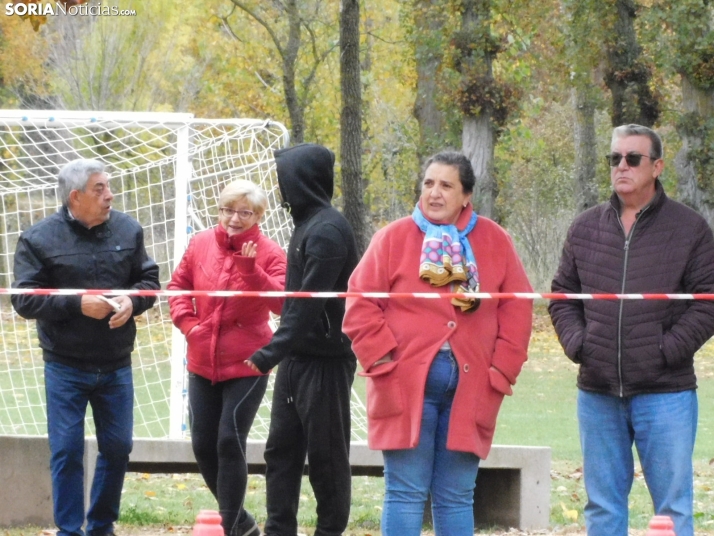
[{"x1": 606, "y1": 152, "x2": 655, "y2": 167}]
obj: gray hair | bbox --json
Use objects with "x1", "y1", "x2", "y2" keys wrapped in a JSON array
[
  {"x1": 219, "y1": 179, "x2": 269, "y2": 217},
  {"x1": 612, "y1": 124, "x2": 663, "y2": 160},
  {"x1": 58, "y1": 159, "x2": 107, "y2": 205}
]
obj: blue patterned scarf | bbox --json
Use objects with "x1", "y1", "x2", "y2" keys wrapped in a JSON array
[{"x1": 412, "y1": 204, "x2": 480, "y2": 312}]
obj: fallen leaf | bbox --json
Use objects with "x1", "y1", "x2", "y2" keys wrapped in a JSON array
[{"x1": 560, "y1": 501, "x2": 578, "y2": 522}]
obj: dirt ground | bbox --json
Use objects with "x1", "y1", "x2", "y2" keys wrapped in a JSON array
[
  {"x1": 23, "y1": 524, "x2": 714, "y2": 536},
  {"x1": 105, "y1": 526, "x2": 714, "y2": 536},
  {"x1": 111, "y1": 529, "x2": 593, "y2": 536},
  {"x1": 98, "y1": 525, "x2": 614, "y2": 536},
  {"x1": 37, "y1": 527, "x2": 593, "y2": 536}
]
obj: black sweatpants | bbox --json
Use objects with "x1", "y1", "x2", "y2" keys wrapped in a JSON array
[
  {"x1": 263, "y1": 357, "x2": 356, "y2": 536},
  {"x1": 188, "y1": 373, "x2": 269, "y2": 536}
]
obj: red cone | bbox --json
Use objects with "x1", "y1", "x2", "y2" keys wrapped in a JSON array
[
  {"x1": 645, "y1": 515, "x2": 676, "y2": 536},
  {"x1": 193, "y1": 510, "x2": 224, "y2": 536}
]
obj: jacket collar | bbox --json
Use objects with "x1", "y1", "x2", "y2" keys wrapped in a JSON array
[
  {"x1": 61, "y1": 205, "x2": 112, "y2": 238},
  {"x1": 214, "y1": 222, "x2": 261, "y2": 251},
  {"x1": 609, "y1": 178, "x2": 667, "y2": 220}
]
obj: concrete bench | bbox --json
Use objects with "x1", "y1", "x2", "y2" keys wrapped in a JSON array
[{"x1": 0, "y1": 436, "x2": 550, "y2": 530}]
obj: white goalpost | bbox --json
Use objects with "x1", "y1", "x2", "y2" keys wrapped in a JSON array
[{"x1": 0, "y1": 109, "x2": 367, "y2": 442}]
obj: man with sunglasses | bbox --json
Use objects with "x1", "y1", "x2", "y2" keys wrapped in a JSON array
[{"x1": 549, "y1": 124, "x2": 714, "y2": 536}]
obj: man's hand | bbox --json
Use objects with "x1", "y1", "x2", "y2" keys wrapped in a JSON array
[
  {"x1": 81, "y1": 295, "x2": 115, "y2": 319},
  {"x1": 81, "y1": 295, "x2": 134, "y2": 328},
  {"x1": 108, "y1": 295, "x2": 134, "y2": 329}
]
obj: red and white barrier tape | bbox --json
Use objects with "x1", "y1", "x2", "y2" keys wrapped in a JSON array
[{"x1": 1, "y1": 288, "x2": 713, "y2": 300}]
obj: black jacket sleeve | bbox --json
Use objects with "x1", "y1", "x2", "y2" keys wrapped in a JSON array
[
  {"x1": 11, "y1": 235, "x2": 83, "y2": 321},
  {"x1": 250, "y1": 222, "x2": 348, "y2": 372}
]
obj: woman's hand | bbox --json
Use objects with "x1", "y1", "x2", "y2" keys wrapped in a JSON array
[
  {"x1": 241, "y1": 241, "x2": 257, "y2": 258},
  {"x1": 245, "y1": 359, "x2": 261, "y2": 373},
  {"x1": 370, "y1": 353, "x2": 393, "y2": 371}
]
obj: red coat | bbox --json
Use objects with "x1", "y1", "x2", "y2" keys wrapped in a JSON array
[
  {"x1": 168, "y1": 224, "x2": 286, "y2": 382},
  {"x1": 343, "y1": 208, "x2": 532, "y2": 459}
]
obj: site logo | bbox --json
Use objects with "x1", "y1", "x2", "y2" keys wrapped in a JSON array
[{"x1": 4, "y1": 2, "x2": 136, "y2": 17}]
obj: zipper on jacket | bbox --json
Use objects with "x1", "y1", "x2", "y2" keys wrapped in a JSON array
[{"x1": 615, "y1": 205, "x2": 650, "y2": 397}]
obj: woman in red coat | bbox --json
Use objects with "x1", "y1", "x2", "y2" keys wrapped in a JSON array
[
  {"x1": 343, "y1": 151, "x2": 532, "y2": 536},
  {"x1": 168, "y1": 179, "x2": 286, "y2": 536}
]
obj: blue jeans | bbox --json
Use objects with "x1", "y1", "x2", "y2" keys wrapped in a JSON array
[
  {"x1": 381, "y1": 350, "x2": 480, "y2": 536},
  {"x1": 578, "y1": 389, "x2": 697, "y2": 536},
  {"x1": 45, "y1": 362, "x2": 134, "y2": 536}
]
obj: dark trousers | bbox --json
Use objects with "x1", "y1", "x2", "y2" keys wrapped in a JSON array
[
  {"x1": 263, "y1": 357, "x2": 356, "y2": 536},
  {"x1": 188, "y1": 373, "x2": 269, "y2": 536}
]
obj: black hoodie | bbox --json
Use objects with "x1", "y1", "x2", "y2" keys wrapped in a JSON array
[{"x1": 250, "y1": 144, "x2": 359, "y2": 372}]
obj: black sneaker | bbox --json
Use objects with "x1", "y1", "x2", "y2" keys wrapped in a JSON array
[{"x1": 235, "y1": 512, "x2": 261, "y2": 536}]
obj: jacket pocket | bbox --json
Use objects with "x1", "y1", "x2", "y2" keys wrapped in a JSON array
[
  {"x1": 576, "y1": 321, "x2": 593, "y2": 364},
  {"x1": 474, "y1": 377, "x2": 506, "y2": 431},
  {"x1": 360, "y1": 360, "x2": 404, "y2": 419},
  {"x1": 488, "y1": 366, "x2": 513, "y2": 396},
  {"x1": 660, "y1": 324, "x2": 691, "y2": 370},
  {"x1": 186, "y1": 321, "x2": 208, "y2": 346},
  {"x1": 658, "y1": 323, "x2": 667, "y2": 365}
]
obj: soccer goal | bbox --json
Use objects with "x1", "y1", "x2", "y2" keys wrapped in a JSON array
[{"x1": 0, "y1": 110, "x2": 367, "y2": 441}]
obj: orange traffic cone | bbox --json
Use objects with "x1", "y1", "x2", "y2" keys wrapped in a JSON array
[
  {"x1": 645, "y1": 515, "x2": 675, "y2": 536},
  {"x1": 193, "y1": 510, "x2": 224, "y2": 536}
]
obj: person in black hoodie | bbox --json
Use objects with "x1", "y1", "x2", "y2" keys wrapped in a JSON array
[{"x1": 246, "y1": 143, "x2": 359, "y2": 536}]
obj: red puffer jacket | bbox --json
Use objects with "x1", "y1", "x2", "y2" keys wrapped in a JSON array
[{"x1": 168, "y1": 224, "x2": 286, "y2": 382}]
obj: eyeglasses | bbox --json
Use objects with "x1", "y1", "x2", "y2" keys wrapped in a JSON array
[
  {"x1": 219, "y1": 207, "x2": 255, "y2": 220},
  {"x1": 606, "y1": 152, "x2": 656, "y2": 168}
]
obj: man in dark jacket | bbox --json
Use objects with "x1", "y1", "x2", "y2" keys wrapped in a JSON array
[
  {"x1": 246, "y1": 143, "x2": 359, "y2": 536},
  {"x1": 549, "y1": 124, "x2": 714, "y2": 536},
  {"x1": 12, "y1": 158, "x2": 160, "y2": 536}
]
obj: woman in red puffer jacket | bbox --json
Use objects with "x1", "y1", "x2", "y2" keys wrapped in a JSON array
[{"x1": 168, "y1": 179, "x2": 286, "y2": 536}]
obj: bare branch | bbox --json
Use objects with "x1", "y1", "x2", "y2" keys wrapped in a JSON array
[
  {"x1": 301, "y1": 41, "x2": 339, "y2": 103},
  {"x1": 364, "y1": 31, "x2": 404, "y2": 45},
  {"x1": 254, "y1": 71, "x2": 281, "y2": 93},
  {"x1": 303, "y1": 18, "x2": 321, "y2": 61},
  {"x1": 218, "y1": 5, "x2": 244, "y2": 43},
  {"x1": 228, "y1": 0, "x2": 285, "y2": 60}
]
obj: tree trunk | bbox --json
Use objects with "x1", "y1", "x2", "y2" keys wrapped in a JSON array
[
  {"x1": 603, "y1": 0, "x2": 659, "y2": 127},
  {"x1": 463, "y1": 114, "x2": 495, "y2": 218},
  {"x1": 411, "y1": 0, "x2": 449, "y2": 200},
  {"x1": 573, "y1": 86, "x2": 599, "y2": 212},
  {"x1": 340, "y1": 0, "x2": 370, "y2": 255},
  {"x1": 675, "y1": 75, "x2": 714, "y2": 225},
  {"x1": 459, "y1": 0, "x2": 497, "y2": 219},
  {"x1": 412, "y1": 0, "x2": 448, "y2": 163},
  {"x1": 283, "y1": 0, "x2": 304, "y2": 143},
  {"x1": 228, "y1": 0, "x2": 339, "y2": 145}
]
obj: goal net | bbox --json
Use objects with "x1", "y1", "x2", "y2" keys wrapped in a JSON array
[{"x1": 0, "y1": 110, "x2": 367, "y2": 441}]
